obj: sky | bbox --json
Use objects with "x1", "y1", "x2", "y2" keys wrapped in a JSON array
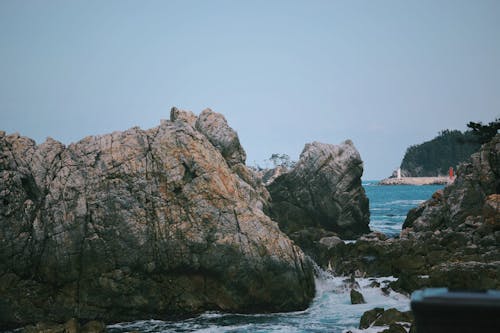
[{"x1": 1, "y1": 0, "x2": 499, "y2": 179}]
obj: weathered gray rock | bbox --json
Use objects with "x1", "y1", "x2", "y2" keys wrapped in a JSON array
[
  {"x1": 327, "y1": 135, "x2": 500, "y2": 293},
  {"x1": 350, "y1": 288, "x2": 366, "y2": 304},
  {"x1": 404, "y1": 134, "x2": 500, "y2": 231},
  {"x1": 195, "y1": 108, "x2": 246, "y2": 167},
  {"x1": 266, "y1": 140, "x2": 370, "y2": 239},
  {"x1": 319, "y1": 236, "x2": 344, "y2": 249},
  {"x1": 0, "y1": 109, "x2": 315, "y2": 329},
  {"x1": 359, "y1": 307, "x2": 385, "y2": 329},
  {"x1": 170, "y1": 107, "x2": 197, "y2": 127},
  {"x1": 194, "y1": 108, "x2": 270, "y2": 209}
]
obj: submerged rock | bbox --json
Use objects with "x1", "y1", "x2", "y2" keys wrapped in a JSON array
[
  {"x1": 0, "y1": 108, "x2": 315, "y2": 329},
  {"x1": 350, "y1": 289, "x2": 366, "y2": 304},
  {"x1": 266, "y1": 140, "x2": 370, "y2": 239}
]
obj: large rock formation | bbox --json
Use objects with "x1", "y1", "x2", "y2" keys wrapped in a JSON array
[
  {"x1": 266, "y1": 140, "x2": 370, "y2": 239},
  {"x1": 0, "y1": 108, "x2": 315, "y2": 329},
  {"x1": 326, "y1": 135, "x2": 500, "y2": 293},
  {"x1": 403, "y1": 133, "x2": 499, "y2": 231}
]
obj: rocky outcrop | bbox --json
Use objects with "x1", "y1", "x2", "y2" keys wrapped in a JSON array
[
  {"x1": 350, "y1": 289, "x2": 365, "y2": 304},
  {"x1": 403, "y1": 134, "x2": 499, "y2": 231},
  {"x1": 266, "y1": 140, "x2": 370, "y2": 240},
  {"x1": 326, "y1": 135, "x2": 500, "y2": 293},
  {"x1": 0, "y1": 108, "x2": 315, "y2": 329},
  {"x1": 359, "y1": 308, "x2": 413, "y2": 330},
  {"x1": 195, "y1": 108, "x2": 246, "y2": 168}
]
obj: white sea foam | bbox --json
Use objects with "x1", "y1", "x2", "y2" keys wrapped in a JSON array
[{"x1": 107, "y1": 267, "x2": 410, "y2": 333}]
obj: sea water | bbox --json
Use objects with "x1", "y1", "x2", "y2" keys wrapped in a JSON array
[
  {"x1": 363, "y1": 182, "x2": 444, "y2": 237},
  {"x1": 109, "y1": 274, "x2": 408, "y2": 333},
  {"x1": 108, "y1": 183, "x2": 444, "y2": 332}
]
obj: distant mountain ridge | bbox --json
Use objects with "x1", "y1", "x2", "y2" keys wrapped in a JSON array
[{"x1": 399, "y1": 129, "x2": 481, "y2": 177}]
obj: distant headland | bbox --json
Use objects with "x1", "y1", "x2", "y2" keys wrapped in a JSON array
[{"x1": 382, "y1": 118, "x2": 499, "y2": 185}]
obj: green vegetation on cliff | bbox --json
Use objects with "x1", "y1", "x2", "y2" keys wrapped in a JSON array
[{"x1": 400, "y1": 118, "x2": 499, "y2": 177}]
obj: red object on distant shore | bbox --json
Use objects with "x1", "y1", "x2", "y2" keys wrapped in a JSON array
[{"x1": 449, "y1": 167, "x2": 454, "y2": 179}]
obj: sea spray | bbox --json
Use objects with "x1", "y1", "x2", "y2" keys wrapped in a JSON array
[{"x1": 108, "y1": 264, "x2": 410, "y2": 333}]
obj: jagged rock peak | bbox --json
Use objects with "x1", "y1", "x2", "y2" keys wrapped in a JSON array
[
  {"x1": 195, "y1": 108, "x2": 246, "y2": 167},
  {"x1": 170, "y1": 106, "x2": 197, "y2": 127},
  {"x1": 298, "y1": 140, "x2": 361, "y2": 171},
  {"x1": 266, "y1": 139, "x2": 370, "y2": 240}
]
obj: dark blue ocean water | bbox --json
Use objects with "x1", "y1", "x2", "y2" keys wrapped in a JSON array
[
  {"x1": 108, "y1": 183, "x2": 444, "y2": 333},
  {"x1": 363, "y1": 181, "x2": 444, "y2": 237}
]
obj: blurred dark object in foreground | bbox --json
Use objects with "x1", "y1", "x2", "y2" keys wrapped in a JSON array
[{"x1": 411, "y1": 288, "x2": 500, "y2": 333}]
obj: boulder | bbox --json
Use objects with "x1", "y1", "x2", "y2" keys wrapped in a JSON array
[
  {"x1": 429, "y1": 261, "x2": 500, "y2": 290},
  {"x1": 359, "y1": 307, "x2": 384, "y2": 329},
  {"x1": 319, "y1": 236, "x2": 344, "y2": 249},
  {"x1": 373, "y1": 308, "x2": 413, "y2": 326},
  {"x1": 266, "y1": 140, "x2": 370, "y2": 239},
  {"x1": 0, "y1": 109, "x2": 315, "y2": 328},
  {"x1": 350, "y1": 289, "x2": 366, "y2": 304},
  {"x1": 359, "y1": 308, "x2": 413, "y2": 330}
]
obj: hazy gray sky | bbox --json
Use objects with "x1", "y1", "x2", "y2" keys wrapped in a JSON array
[{"x1": 1, "y1": 0, "x2": 499, "y2": 179}]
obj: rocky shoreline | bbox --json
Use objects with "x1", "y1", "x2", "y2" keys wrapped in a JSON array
[
  {"x1": 0, "y1": 108, "x2": 318, "y2": 329},
  {"x1": 1, "y1": 107, "x2": 498, "y2": 332},
  {"x1": 331, "y1": 134, "x2": 499, "y2": 333},
  {"x1": 327, "y1": 134, "x2": 499, "y2": 292},
  {"x1": 378, "y1": 176, "x2": 453, "y2": 186}
]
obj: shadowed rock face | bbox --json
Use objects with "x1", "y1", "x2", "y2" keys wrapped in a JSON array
[
  {"x1": 326, "y1": 135, "x2": 500, "y2": 293},
  {"x1": 0, "y1": 108, "x2": 315, "y2": 328},
  {"x1": 404, "y1": 133, "x2": 500, "y2": 231},
  {"x1": 266, "y1": 141, "x2": 370, "y2": 239}
]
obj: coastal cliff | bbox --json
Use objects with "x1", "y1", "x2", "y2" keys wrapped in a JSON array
[
  {"x1": 399, "y1": 129, "x2": 480, "y2": 177},
  {"x1": 326, "y1": 134, "x2": 500, "y2": 292},
  {"x1": 0, "y1": 108, "x2": 315, "y2": 328}
]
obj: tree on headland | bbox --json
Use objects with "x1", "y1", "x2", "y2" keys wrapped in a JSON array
[
  {"x1": 399, "y1": 117, "x2": 499, "y2": 177},
  {"x1": 400, "y1": 130, "x2": 481, "y2": 177},
  {"x1": 467, "y1": 118, "x2": 500, "y2": 144}
]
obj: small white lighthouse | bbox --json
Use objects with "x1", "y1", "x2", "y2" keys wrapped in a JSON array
[{"x1": 397, "y1": 168, "x2": 402, "y2": 179}]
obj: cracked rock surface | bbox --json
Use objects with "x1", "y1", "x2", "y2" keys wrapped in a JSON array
[
  {"x1": 326, "y1": 135, "x2": 500, "y2": 293},
  {"x1": 0, "y1": 108, "x2": 315, "y2": 329},
  {"x1": 266, "y1": 140, "x2": 370, "y2": 239}
]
